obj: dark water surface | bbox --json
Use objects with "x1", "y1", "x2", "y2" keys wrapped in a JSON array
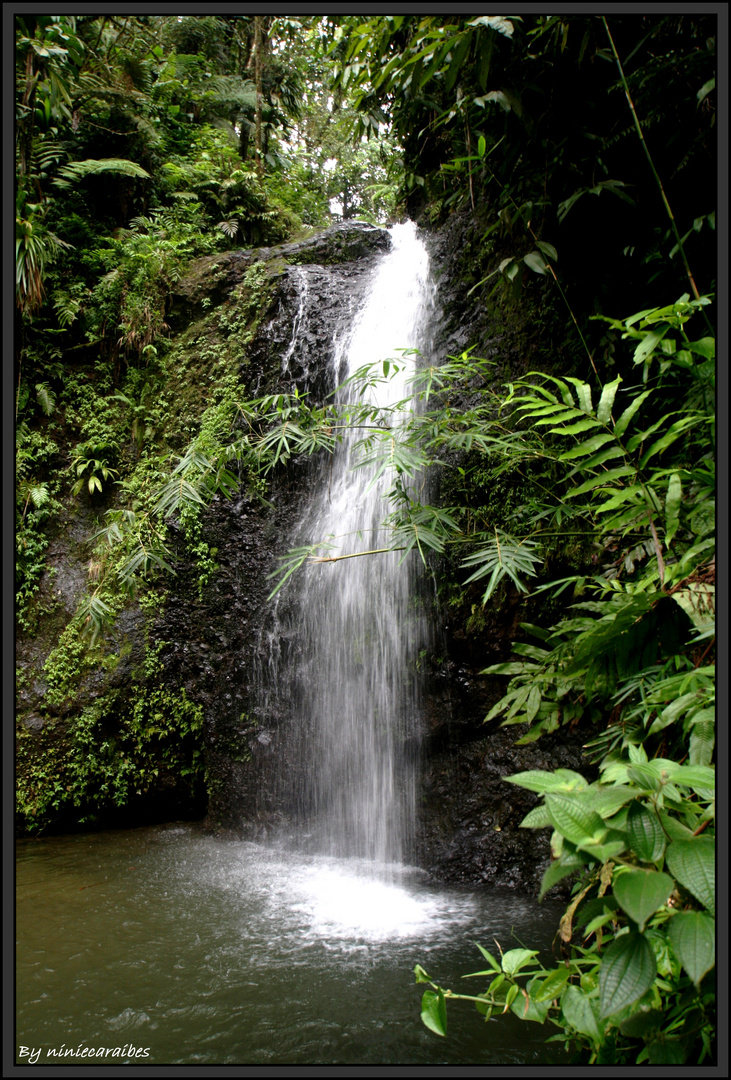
[{"x1": 16, "y1": 824, "x2": 566, "y2": 1065}]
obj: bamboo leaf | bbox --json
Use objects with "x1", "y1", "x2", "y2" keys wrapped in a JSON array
[
  {"x1": 566, "y1": 466, "x2": 634, "y2": 497},
  {"x1": 664, "y1": 472, "x2": 682, "y2": 548},
  {"x1": 639, "y1": 417, "x2": 699, "y2": 468},
  {"x1": 547, "y1": 417, "x2": 601, "y2": 436},
  {"x1": 564, "y1": 377, "x2": 593, "y2": 414},
  {"x1": 560, "y1": 434, "x2": 616, "y2": 461},
  {"x1": 596, "y1": 376, "x2": 622, "y2": 424},
  {"x1": 632, "y1": 327, "x2": 669, "y2": 364},
  {"x1": 613, "y1": 389, "x2": 653, "y2": 438}
]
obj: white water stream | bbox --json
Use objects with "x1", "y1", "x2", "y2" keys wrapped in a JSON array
[{"x1": 268, "y1": 222, "x2": 435, "y2": 866}]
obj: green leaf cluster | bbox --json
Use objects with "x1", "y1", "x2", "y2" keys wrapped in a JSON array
[{"x1": 412, "y1": 299, "x2": 714, "y2": 1064}]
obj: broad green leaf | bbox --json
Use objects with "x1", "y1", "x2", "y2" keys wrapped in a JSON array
[
  {"x1": 658, "y1": 813, "x2": 695, "y2": 841},
  {"x1": 578, "y1": 834, "x2": 627, "y2": 863},
  {"x1": 510, "y1": 988, "x2": 551, "y2": 1023},
  {"x1": 667, "y1": 911, "x2": 715, "y2": 986},
  {"x1": 545, "y1": 793, "x2": 607, "y2": 847},
  {"x1": 689, "y1": 720, "x2": 715, "y2": 767},
  {"x1": 696, "y1": 78, "x2": 715, "y2": 104},
  {"x1": 671, "y1": 765, "x2": 715, "y2": 792},
  {"x1": 420, "y1": 989, "x2": 447, "y2": 1036},
  {"x1": 505, "y1": 770, "x2": 585, "y2": 794},
  {"x1": 629, "y1": 743, "x2": 648, "y2": 764},
  {"x1": 584, "y1": 907, "x2": 620, "y2": 936},
  {"x1": 519, "y1": 804, "x2": 552, "y2": 829},
  {"x1": 562, "y1": 985, "x2": 603, "y2": 1044},
  {"x1": 687, "y1": 337, "x2": 715, "y2": 359},
  {"x1": 539, "y1": 858, "x2": 583, "y2": 900},
  {"x1": 414, "y1": 964, "x2": 432, "y2": 984},
  {"x1": 524, "y1": 251, "x2": 548, "y2": 275},
  {"x1": 619, "y1": 1007, "x2": 663, "y2": 1038},
  {"x1": 501, "y1": 948, "x2": 540, "y2": 975},
  {"x1": 535, "y1": 240, "x2": 558, "y2": 262},
  {"x1": 598, "y1": 932, "x2": 657, "y2": 1018},
  {"x1": 532, "y1": 965, "x2": 571, "y2": 1002},
  {"x1": 613, "y1": 868, "x2": 674, "y2": 931},
  {"x1": 666, "y1": 837, "x2": 715, "y2": 914},
  {"x1": 511, "y1": 642, "x2": 551, "y2": 660},
  {"x1": 646, "y1": 1037, "x2": 687, "y2": 1064},
  {"x1": 587, "y1": 786, "x2": 637, "y2": 819},
  {"x1": 553, "y1": 769, "x2": 590, "y2": 789},
  {"x1": 671, "y1": 584, "x2": 715, "y2": 630},
  {"x1": 664, "y1": 473, "x2": 682, "y2": 548},
  {"x1": 648, "y1": 692, "x2": 699, "y2": 734},
  {"x1": 626, "y1": 802, "x2": 665, "y2": 863},
  {"x1": 626, "y1": 763, "x2": 662, "y2": 790},
  {"x1": 597, "y1": 376, "x2": 622, "y2": 424}
]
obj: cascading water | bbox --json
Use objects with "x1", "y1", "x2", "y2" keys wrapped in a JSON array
[{"x1": 263, "y1": 221, "x2": 436, "y2": 867}]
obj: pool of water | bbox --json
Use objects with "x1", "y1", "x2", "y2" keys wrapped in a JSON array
[{"x1": 16, "y1": 824, "x2": 566, "y2": 1065}]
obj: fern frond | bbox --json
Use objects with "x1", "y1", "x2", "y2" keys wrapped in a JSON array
[
  {"x1": 53, "y1": 158, "x2": 151, "y2": 191},
  {"x1": 35, "y1": 382, "x2": 56, "y2": 416}
]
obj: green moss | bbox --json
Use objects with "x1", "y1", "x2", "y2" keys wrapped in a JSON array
[{"x1": 17, "y1": 641, "x2": 206, "y2": 833}]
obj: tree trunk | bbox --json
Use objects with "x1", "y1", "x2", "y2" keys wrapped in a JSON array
[{"x1": 254, "y1": 17, "x2": 263, "y2": 182}]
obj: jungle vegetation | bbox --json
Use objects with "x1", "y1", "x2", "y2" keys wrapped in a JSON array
[{"x1": 15, "y1": 14, "x2": 716, "y2": 1066}]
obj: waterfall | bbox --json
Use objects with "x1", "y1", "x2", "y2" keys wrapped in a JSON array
[{"x1": 262, "y1": 222, "x2": 435, "y2": 867}]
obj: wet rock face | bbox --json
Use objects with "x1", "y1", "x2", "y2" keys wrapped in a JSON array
[
  {"x1": 155, "y1": 221, "x2": 395, "y2": 832},
  {"x1": 412, "y1": 211, "x2": 588, "y2": 889}
]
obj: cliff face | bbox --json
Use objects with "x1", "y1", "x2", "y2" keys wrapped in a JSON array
[{"x1": 17, "y1": 216, "x2": 584, "y2": 890}]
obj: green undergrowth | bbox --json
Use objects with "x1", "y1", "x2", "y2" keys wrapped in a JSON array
[{"x1": 17, "y1": 637, "x2": 204, "y2": 833}]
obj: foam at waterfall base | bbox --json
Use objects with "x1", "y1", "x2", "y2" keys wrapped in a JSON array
[
  {"x1": 292, "y1": 862, "x2": 451, "y2": 941},
  {"x1": 218, "y1": 845, "x2": 479, "y2": 946}
]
